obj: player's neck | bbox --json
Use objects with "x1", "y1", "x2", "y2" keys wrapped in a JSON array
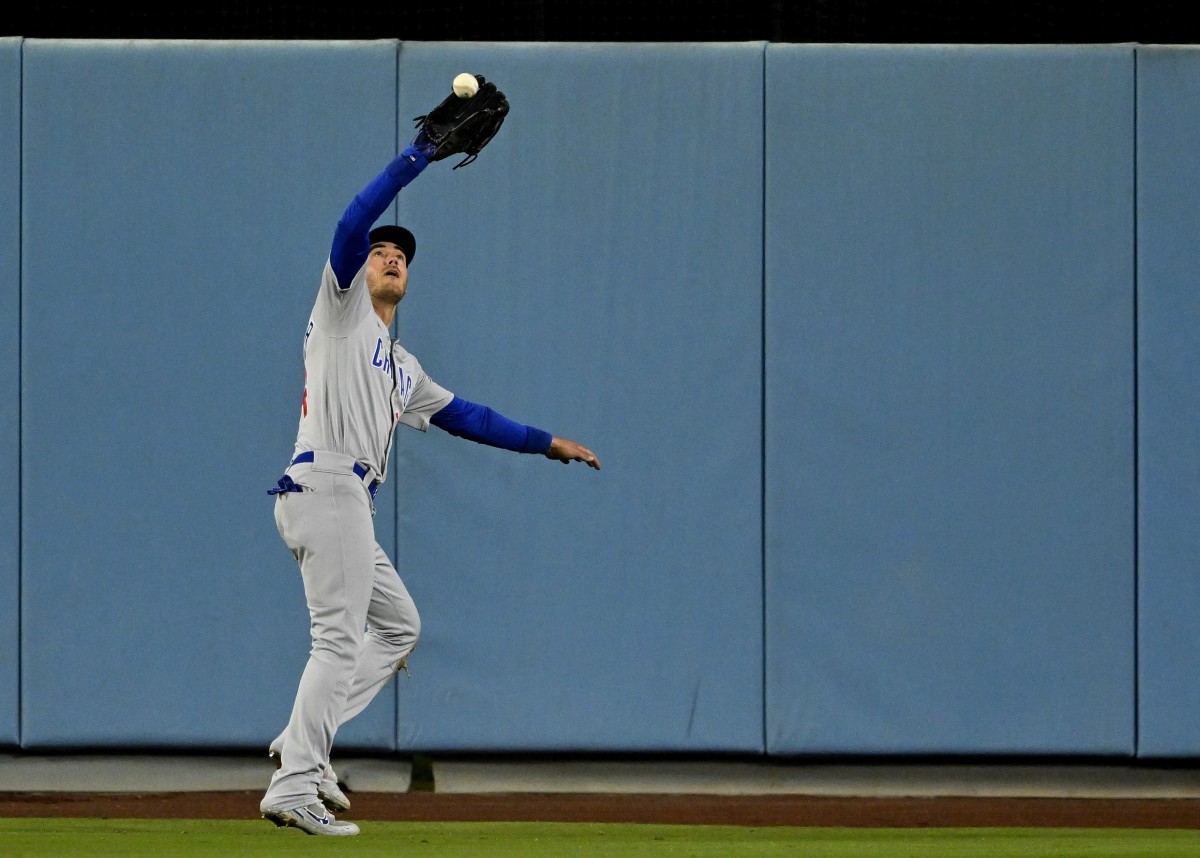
[{"x1": 372, "y1": 298, "x2": 397, "y2": 328}]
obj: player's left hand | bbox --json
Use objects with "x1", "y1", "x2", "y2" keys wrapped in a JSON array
[{"x1": 546, "y1": 437, "x2": 601, "y2": 470}]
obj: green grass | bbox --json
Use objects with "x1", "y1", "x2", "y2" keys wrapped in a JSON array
[{"x1": 1, "y1": 820, "x2": 1199, "y2": 857}]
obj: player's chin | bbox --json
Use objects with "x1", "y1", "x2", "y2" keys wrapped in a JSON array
[{"x1": 370, "y1": 282, "x2": 407, "y2": 303}]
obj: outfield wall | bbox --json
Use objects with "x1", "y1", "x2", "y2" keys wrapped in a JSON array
[{"x1": 1, "y1": 39, "x2": 1196, "y2": 760}]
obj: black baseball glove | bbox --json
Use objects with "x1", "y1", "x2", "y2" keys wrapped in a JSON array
[{"x1": 412, "y1": 75, "x2": 510, "y2": 169}]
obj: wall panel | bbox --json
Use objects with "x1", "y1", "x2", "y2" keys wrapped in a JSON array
[
  {"x1": 1134, "y1": 45, "x2": 1200, "y2": 758},
  {"x1": 9, "y1": 39, "x2": 1192, "y2": 758},
  {"x1": 765, "y1": 44, "x2": 1136, "y2": 754},
  {"x1": 20, "y1": 39, "x2": 400, "y2": 749},
  {"x1": 0, "y1": 37, "x2": 21, "y2": 747},
  {"x1": 391, "y1": 42, "x2": 766, "y2": 752}
]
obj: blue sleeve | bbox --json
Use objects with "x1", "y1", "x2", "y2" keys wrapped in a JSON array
[
  {"x1": 430, "y1": 395, "x2": 554, "y2": 455},
  {"x1": 329, "y1": 145, "x2": 430, "y2": 288}
]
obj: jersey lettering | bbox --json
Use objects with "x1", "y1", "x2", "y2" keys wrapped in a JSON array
[
  {"x1": 372, "y1": 338, "x2": 415, "y2": 411},
  {"x1": 371, "y1": 338, "x2": 393, "y2": 374},
  {"x1": 398, "y1": 371, "x2": 413, "y2": 409}
]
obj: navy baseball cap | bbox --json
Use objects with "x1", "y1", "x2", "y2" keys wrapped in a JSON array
[{"x1": 369, "y1": 225, "x2": 416, "y2": 264}]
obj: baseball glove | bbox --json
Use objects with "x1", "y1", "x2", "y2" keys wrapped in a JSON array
[{"x1": 412, "y1": 75, "x2": 510, "y2": 169}]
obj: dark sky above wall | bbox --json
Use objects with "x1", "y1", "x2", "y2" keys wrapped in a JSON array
[{"x1": 4, "y1": 1, "x2": 1199, "y2": 44}]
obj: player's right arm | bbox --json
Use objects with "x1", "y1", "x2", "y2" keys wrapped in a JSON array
[{"x1": 328, "y1": 142, "x2": 437, "y2": 288}]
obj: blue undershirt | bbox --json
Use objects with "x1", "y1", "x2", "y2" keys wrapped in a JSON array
[
  {"x1": 431, "y1": 396, "x2": 553, "y2": 455},
  {"x1": 330, "y1": 144, "x2": 430, "y2": 288},
  {"x1": 327, "y1": 145, "x2": 553, "y2": 456}
]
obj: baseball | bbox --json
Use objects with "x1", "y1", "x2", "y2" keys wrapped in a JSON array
[{"x1": 453, "y1": 73, "x2": 479, "y2": 99}]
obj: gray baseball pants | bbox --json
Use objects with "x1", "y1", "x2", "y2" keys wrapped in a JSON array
[{"x1": 260, "y1": 452, "x2": 420, "y2": 813}]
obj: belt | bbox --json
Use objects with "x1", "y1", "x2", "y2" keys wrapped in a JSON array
[{"x1": 289, "y1": 450, "x2": 380, "y2": 498}]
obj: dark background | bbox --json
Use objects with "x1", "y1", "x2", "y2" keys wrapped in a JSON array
[{"x1": 3, "y1": 2, "x2": 1199, "y2": 44}]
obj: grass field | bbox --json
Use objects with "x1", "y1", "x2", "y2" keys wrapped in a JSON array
[{"x1": 2, "y1": 819, "x2": 1200, "y2": 857}]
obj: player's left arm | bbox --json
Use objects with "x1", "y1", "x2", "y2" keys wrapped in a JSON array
[
  {"x1": 544, "y1": 436, "x2": 602, "y2": 469},
  {"x1": 431, "y1": 395, "x2": 600, "y2": 470}
]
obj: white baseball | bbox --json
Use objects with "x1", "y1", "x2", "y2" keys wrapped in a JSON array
[{"x1": 453, "y1": 73, "x2": 479, "y2": 99}]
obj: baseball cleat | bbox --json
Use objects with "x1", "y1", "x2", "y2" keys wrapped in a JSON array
[
  {"x1": 268, "y1": 747, "x2": 351, "y2": 813},
  {"x1": 261, "y1": 802, "x2": 360, "y2": 836},
  {"x1": 317, "y1": 773, "x2": 351, "y2": 813}
]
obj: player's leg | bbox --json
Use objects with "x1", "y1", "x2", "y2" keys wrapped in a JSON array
[
  {"x1": 265, "y1": 552, "x2": 410, "y2": 814},
  {"x1": 267, "y1": 735, "x2": 350, "y2": 814},
  {"x1": 267, "y1": 543, "x2": 418, "y2": 813},
  {"x1": 275, "y1": 545, "x2": 420, "y2": 742},
  {"x1": 339, "y1": 543, "x2": 421, "y2": 723},
  {"x1": 261, "y1": 467, "x2": 375, "y2": 814}
]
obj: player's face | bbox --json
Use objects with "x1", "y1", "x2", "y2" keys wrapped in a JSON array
[{"x1": 366, "y1": 242, "x2": 409, "y2": 305}]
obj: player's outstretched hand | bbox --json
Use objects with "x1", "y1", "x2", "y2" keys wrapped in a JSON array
[{"x1": 546, "y1": 437, "x2": 601, "y2": 470}]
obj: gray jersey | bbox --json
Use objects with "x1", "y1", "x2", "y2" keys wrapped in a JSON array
[{"x1": 291, "y1": 259, "x2": 453, "y2": 484}]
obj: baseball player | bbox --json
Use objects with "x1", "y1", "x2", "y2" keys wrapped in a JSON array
[{"x1": 258, "y1": 127, "x2": 600, "y2": 836}]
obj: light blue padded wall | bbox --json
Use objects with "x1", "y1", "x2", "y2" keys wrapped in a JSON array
[
  {"x1": 18, "y1": 38, "x2": 1194, "y2": 759},
  {"x1": 1134, "y1": 46, "x2": 1200, "y2": 758},
  {"x1": 20, "y1": 39, "x2": 401, "y2": 750},
  {"x1": 0, "y1": 37, "x2": 20, "y2": 747},
  {"x1": 765, "y1": 45, "x2": 1136, "y2": 754},
  {"x1": 390, "y1": 42, "x2": 766, "y2": 752}
]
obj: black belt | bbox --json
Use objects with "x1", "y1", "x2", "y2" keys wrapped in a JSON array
[{"x1": 268, "y1": 451, "x2": 379, "y2": 498}]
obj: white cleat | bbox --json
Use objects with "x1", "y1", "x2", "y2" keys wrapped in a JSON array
[
  {"x1": 269, "y1": 746, "x2": 351, "y2": 813},
  {"x1": 317, "y1": 771, "x2": 351, "y2": 813},
  {"x1": 262, "y1": 802, "x2": 360, "y2": 836}
]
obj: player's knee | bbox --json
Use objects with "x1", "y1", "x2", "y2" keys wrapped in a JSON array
[
  {"x1": 394, "y1": 616, "x2": 419, "y2": 671},
  {"x1": 379, "y1": 622, "x2": 419, "y2": 658},
  {"x1": 311, "y1": 623, "x2": 365, "y2": 667},
  {"x1": 375, "y1": 607, "x2": 420, "y2": 656}
]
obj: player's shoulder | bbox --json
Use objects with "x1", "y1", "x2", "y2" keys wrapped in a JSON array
[
  {"x1": 392, "y1": 339, "x2": 423, "y2": 361},
  {"x1": 322, "y1": 257, "x2": 353, "y2": 292}
]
